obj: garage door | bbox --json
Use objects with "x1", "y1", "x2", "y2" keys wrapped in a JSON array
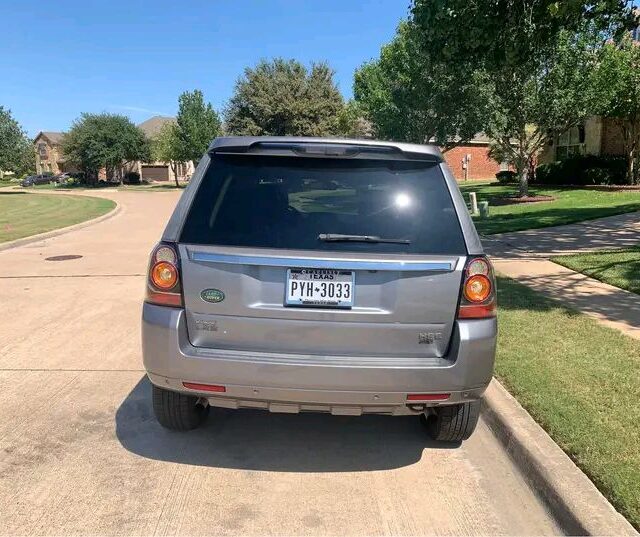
[{"x1": 141, "y1": 165, "x2": 169, "y2": 181}]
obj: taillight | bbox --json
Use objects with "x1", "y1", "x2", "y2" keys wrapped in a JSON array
[
  {"x1": 151, "y1": 262, "x2": 178, "y2": 290},
  {"x1": 457, "y1": 256, "x2": 496, "y2": 319},
  {"x1": 145, "y1": 242, "x2": 183, "y2": 307}
]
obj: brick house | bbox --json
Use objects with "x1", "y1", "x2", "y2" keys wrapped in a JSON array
[
  {"x1": 135, "y1": 116, "x2": 194, "y2": 182},
  {"x1": 442, "y1": 116, "x2": 634, "y2": 180},
  {"x1": 539, "y1": 115, "x2": 631, "y2": 164},
  {"x1": 34, "y1": 131, "x2": 79, "y2": 175},
  {"x1": 33, "y1": 116, "x2": 194, "y2": 181},
  {"x1": 439, "y1": 134, "x2": 508, "y2": 181}
]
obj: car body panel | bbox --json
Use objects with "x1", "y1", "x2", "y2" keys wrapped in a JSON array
[{"x1": 180, "y1": 244, "x2": 466, "y2": 357}]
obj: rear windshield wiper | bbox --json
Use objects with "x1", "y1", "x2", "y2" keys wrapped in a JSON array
[{"x1": 318, "y1": 233, "x2": 411, "y2": 244}]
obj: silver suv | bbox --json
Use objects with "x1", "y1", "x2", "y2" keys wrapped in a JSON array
[{"x1": 142, "y1": 137, "x2": 497, "y2": 443}]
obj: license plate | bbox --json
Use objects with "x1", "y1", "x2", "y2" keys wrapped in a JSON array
[{"x1": 285, "y1": 268, "x2": 354, "y2": 308}]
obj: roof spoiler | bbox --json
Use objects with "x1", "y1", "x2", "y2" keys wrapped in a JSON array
[{"x1": 207, "y1": 137, "x2": 443, "y2": 162}]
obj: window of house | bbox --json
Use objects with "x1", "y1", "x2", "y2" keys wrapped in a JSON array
[
  {"x1": 38, "y1": 143, "x2": 48, "y2": 158},
  {"x1": 556, "y1": 124, "x2": 586, "y2": 160}
]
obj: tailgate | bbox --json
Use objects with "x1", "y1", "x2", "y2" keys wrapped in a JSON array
[{"x1": 180, "y1": 246, "x2": 465, "y2": 358}]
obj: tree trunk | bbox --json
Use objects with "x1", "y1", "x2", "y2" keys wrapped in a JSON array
[
  {"x1": 172, "y1": 162, "x2": 179, "y2": 188},
  {"x1": 527, "y1": 155, "x2": 536, "y2": 185},
  {"x1": 621, "y1": 119, "x2": 636, "y2": 185},
  {"x1": 518, "y1": 166, "x2": 529, "y2": 197},
  {"x1": 627, "y1": 147, "x2": 635, "y2": 185}
]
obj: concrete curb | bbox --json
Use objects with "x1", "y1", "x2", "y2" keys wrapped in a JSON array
[
  {"x1": 0, "y1": 199, "x2": 121, "y2": 253},
  {"x1": 482, "y1": 379, "x2": 638, "y2": 536}
]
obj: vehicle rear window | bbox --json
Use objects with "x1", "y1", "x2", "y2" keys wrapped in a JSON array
[{"x1": 180, "y1": 154, "x2": 466, "y2": 254}]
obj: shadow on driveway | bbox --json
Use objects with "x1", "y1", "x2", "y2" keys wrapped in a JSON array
[{"x1": 115, "y1": 377, "x2": 456, "y2": 472}]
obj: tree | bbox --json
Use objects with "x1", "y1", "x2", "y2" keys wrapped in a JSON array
[
  {"x1": 224, "y1": 59, "x2": 344, "y2": 136},
  {"x1": 410, "y1": 0, "x2": 634, "y2": 196},
  {"x1": 336, "y1": 100, "x2": 374, "y2": 139},
  {"x1": 152, "y1": 122, "x2": 184, "y2": 187},
  {"x1": 411, "y1": 0, "x2": 633, "y2": 71},
  {"x1": 14, "y1": 142, "x2": 36, "y2": 177},
  {"x1": 62, "y1": 113, "x2": 149, "y2": 184},
  {"x1": 483, "y1": 29, "x2": 602, "y2": 194},
  {"x1": 173, "y1": 90, "x2": 221, "y2": 165},
  {"x1": 593, "y1": 35, "x2": 640, "y2": 184},
  {"x1": 0, "y1": 106, "x2": 32, "y2": 178},
  {"x1": 353, "y1": 21, "x2": 492, "y2": 147}
]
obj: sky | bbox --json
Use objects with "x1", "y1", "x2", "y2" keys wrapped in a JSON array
[{"x1": 0, "y1": 0, "x2": 410, "y2": 137}]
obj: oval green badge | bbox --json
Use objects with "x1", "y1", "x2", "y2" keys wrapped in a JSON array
[{"x1": 201, "y1": 288, "x2": 225, "y2": 303}]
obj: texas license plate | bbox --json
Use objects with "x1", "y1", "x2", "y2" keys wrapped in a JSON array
[{"x1": 285, "y1": 268, "x2": 354, "y2": 308}]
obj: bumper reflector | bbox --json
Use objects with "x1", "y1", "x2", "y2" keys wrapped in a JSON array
[
  {"x1": 182, "y1": 382, "x2": 226, "y2": 393},
  {"x1": 407, "y1": 393, "x2": 450, "y2": 401}
]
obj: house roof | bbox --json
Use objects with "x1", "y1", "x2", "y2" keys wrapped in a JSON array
[
  {"x1": 34, "y1": 131, "x2": 65, "y2": 145},
  {"x1": 137, "y1": 116, "x2": 175, "y2": 138},
  {"x1": 428, "y1": 132, "x2": 493, "y2": 145}
]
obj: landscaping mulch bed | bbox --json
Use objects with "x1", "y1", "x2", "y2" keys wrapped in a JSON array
[
  {"x1": 554, "y1": 184, "x2": 640, "y2": 191},
  {"x1": 489, "y1": 194, "x2": 556, "y2": 206},
  {"x1": 487, "y1": 181, "x2": 640, "y2": 191}
]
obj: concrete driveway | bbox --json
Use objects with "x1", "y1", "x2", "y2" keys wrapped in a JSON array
[{"x1": 0, "y1": 191, "x2": 560, "y2": 535}]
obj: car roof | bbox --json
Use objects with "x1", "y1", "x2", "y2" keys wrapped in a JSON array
[{"x1": 208, "y1": 136, "x2": 443, "y2": 162}]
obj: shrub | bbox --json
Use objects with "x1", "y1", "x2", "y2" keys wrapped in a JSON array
[
  {"x1": 535, "y1": 154, "x2": 627, "y2": 185},
  {"x1": 64, "y1": 177, "x2": 81, "y2": 187},
  {"x1": 123, "y1": 171, "x2": 140, "y2": 184},
  {"x1": 581, "y1": 168, "x2": 615, "y2": 185},
  {"x1": 495, "y1": 170, "x2": 517, "y2": 184}
]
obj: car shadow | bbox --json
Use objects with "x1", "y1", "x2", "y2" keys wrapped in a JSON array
[{"x1": 115, "y1": 377, "x2": 458, "y2": 472}]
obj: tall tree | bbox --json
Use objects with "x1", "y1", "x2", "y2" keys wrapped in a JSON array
[
  {"x1": 411, "y1": 0, "x2": 635, "y2": 196},
  {"x1": 224, "y1": 59, "x2": 344, "y2": 136},
  {"x1": 173, "y1": 90, "x2": 221, "y2": 165},
  {"x1": 0, "y1": 106, "x2": 32, "y2": 178},
  {"x1": 151, "y1": 122, "x2": 185, "y2": 188},
  {"x1": 14, "y1": 142, "x2": 36, "y2": 177},
  {"x1": 62, "y1": 113, "x2": 149, "y2": 184},
  {"x1": 592, "y1": 34, "x2": 640, "y2": 184},
  {"x1": 336, "y1": 100, "x2": 374, "y2": 139},
  {"x1": 353, "y1": 21, "x2": 492, "y2": 147}
]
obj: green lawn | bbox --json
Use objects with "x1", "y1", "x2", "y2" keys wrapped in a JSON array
[
  {"x1": 552, "y1": 248, "x2": 640, "y2": 295},
  {"x1": 496, "y1": 276, "x2": 640, "y2": 529},
  {"x1": 0, "y1": 192, "x2": 115, "y2": 243},
  {"x1": 458, "y1": 183, "x2": 640, "y2": 235}
]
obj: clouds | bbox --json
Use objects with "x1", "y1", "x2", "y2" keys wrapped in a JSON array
[{"x1": 108, "y1": 105, "x2": 170, "y2": 116}]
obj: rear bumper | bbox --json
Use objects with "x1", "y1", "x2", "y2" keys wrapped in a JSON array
[{"x1": 142, "y1": 303, "x2": 497, "y2": 416}]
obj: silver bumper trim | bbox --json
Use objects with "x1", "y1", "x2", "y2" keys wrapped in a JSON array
[{"x1": 190, "y1": 251, "x2": 454, "y2": 272}]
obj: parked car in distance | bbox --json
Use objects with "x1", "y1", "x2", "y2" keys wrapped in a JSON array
[
  {"x1": 20, "y1": 174, "x2": 54, "y2": 187},
  {"x1": 52, "y1": 172, "x2": 71, "y2": 184},
  {"x1": 142, "y1": 137, "x2": 498, "y2": 443}
]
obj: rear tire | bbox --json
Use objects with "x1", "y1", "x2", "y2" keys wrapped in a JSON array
[
  {"x1": 152, "y1": 385, "x2": 209, "y2": 431},
  {"x1": 422, "y1": 400, "x2": 481, "y2": 443}
]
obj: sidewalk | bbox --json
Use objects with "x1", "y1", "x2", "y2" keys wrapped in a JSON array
[{"x1": 483, "y1": 211, "x2": 640, "y2": 340}]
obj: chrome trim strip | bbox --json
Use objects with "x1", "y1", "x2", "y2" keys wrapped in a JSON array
[{"x1": 190, "y1": 252, "x2": 454, "y2": 271}]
